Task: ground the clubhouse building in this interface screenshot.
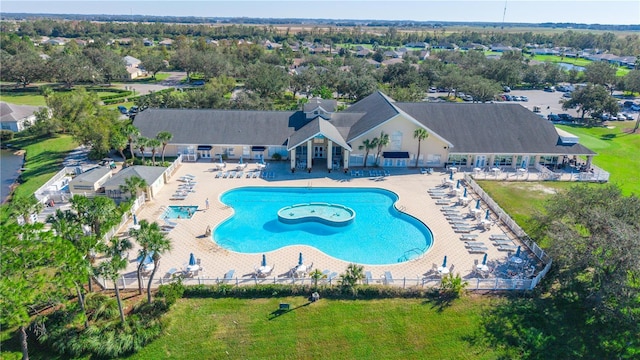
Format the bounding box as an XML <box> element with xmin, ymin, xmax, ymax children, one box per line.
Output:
<box><xmin>134</xmin><ymin>91</ymin><xmax>596</xmax><ymax>172</ymax></box>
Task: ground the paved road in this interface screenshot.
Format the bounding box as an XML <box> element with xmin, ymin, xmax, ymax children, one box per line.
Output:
<box><xmin>114</xmin><ymin>71</ymin><xmax>187</xmax><ymax>95</ymax></box>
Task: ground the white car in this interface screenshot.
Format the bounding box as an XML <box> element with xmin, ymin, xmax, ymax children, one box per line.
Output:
<box><xmin>622</xmin><ymin>113</ymin><xmax>635</xmax><ymax>120</ymax></box>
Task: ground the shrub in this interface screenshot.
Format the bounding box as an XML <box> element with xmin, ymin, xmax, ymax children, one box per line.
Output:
<box><xmin>272</xmin><ymin>153</ymin><xmax>282</xmax><ymax>161</ymax></box>
<box><xmin>1</xmin><ymin>130</ymin><xmax>14</xmax><ymax>142</ymax></box>
<box><xmin>156</xmin><ymin>279</ymin><xmax>185</xmax><ymax>306</ymax></box>
<box><xmin>439</xmin><ymin>273</ymin><xmax>468</xmax><ymax>300</ymax></box>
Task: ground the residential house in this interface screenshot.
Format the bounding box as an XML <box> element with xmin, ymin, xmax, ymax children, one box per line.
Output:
<box><xmin>0</xmin><ymin>102</ymin><xmax>42</xmax><ymax>132</ymax></box>
<box><xmin>381</xmin><ymin>58</ymin><xmax>404</xmax><ymax>66</ymax></box>
<box><xmin>133</xmin><ymin>91</ymin><xmax>596</xmax><ymax>172</ymax></box>
<box><xmin>159</xmin><ymin>38</ymin><xmax>174</xmax><ymax>47</ymax></box>
<box><xmin>405</xmin><ymin>42</ymin><xmax>429</xmax><ymax>48</ymax></box>
<box><xmin>490</xmin><ymin>44</ymin><xmax>521</xmax><ymax>52</ymax></box>
<box><xmin>123</xmin><ymin>55</ymin><xmax>144</xmax><ymax>79</ymax></box>
<box><xmin>431</xmin><ymin>42</ymin><xmax>459</xmax><ymax>50</ymax></box>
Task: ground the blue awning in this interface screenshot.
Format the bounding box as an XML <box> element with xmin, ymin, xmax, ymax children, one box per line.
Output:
<box><xmin>197</xmin><ymin>145</ymin><xmax>212</xmax><ymax>151</ymax></box>
<box><xmin>251</xmin><ymin>146</ymin><xmax>266</xmax><ymax>151</ymax></box>
<box><xmin>383</xmin><ymin>151</ymin><xmax>410</xmax><ymax>159</ymax></box>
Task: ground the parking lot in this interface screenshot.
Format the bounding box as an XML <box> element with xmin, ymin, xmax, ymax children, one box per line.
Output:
<box><xmin>428</xmin><ymin>89</ymin><xmax>638</xmax><ymax>122</ymax></box>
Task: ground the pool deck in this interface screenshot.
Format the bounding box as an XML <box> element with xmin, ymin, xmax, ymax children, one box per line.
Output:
<box><xmin>119</xmin><ymin>161</ymin><xmax>530</xmax><ymax>287</ymax></box>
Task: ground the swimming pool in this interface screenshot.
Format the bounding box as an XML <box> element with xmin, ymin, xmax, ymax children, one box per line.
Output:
<box><xmin>214</xmin><ymin>187</ymin><xmax>433</xmax><ymax>265</ymax></box>
<box><xmin>162</xmin><ymin>205</ymin><xmax>198</xmax><ymax>219</ymax></box>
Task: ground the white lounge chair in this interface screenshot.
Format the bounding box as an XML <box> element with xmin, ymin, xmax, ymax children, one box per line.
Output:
<box><xmin>383</xmin><ymin>271</ymin><xmax>394</xmax><ymax>284</ymax></box>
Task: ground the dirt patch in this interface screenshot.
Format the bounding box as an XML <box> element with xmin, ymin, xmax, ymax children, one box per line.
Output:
<box><xmin>509</xmin><ymin>183</ymin><xmax>558</xmax><ymax>195</ymax></box>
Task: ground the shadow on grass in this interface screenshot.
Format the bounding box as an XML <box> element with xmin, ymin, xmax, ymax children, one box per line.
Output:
<box><xmin>421</xmin><ymin>288</ymin><xmax>458</xmax><ymax>312</ymax></box>
<box><xmin>268</xmin><ymin>302</ymin><xmax>311</xmax><ymax>320</ymax></box>
<box><xmin>600</xmin><ymin>133</ymin><xmax>617</xmax><ymax>140</ymax></box>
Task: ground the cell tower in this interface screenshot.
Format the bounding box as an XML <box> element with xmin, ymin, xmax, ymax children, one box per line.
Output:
<box><xmin>501</xmin><ymin>0</ymin><xmax>507</xmax><ymax>29</ymax></box>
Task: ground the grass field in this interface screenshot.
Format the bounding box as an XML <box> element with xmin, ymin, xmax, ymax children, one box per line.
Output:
<box><xmin>0</xmin><ymin>92</ymin><xmax>46</xmax><ymax>106</ymax></box>
<box><xmin>7</xmin><ymin>134</ymin><xmax>77</xmax><ymax>200</ymax></box>
<box><xmin>126</xmin><ymin>296</ymin><xmax>496</xmax><ymax>360</ymax></box>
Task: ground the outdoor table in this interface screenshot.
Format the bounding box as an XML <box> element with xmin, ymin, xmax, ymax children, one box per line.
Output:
<box><xmin>509</xmin><ymin>256</ymin><xmax>523</xmax><ymax>265</ymax></box>
<box><xmin>476</xmin><ymin>264</ymin><xmax>489</xmax><ymax>272</ymax></box>
<box><xmin>295</xmin><ymin>265</ymin><xmax>307</xmax><ymax>277</ymax></box>
<box><xmin>449</xmin><ymin>167</ymin><xmax>458</xmax><ymax>173</ymax></box>
<box><xmin>438</xmin><ymin>266</ymin><xmax>450</xmax><ymax>275</ymax></box>
<box><xmin>471</xmin><ymin>208</ymin><xmax>483</xmax><ymax>216</ymax></box>
<box><xmin>473</xmin><ymin>167</ymin><xmax>482</xmax><ymax>172</ymax></box>
<box><xmin>491</xmin><ymin>167</ymin><xmax>501</xmax><ymax>175</ymax></box>
<box><xmin>187</xmin><ymin>264</ymin><xmax>200</xmax><ymax>272</ymax></box>
<box><xmin>517</xmin><ymin>168</ymin><xmax>527</xmax><ymax>173</ymax></box>
<box><xmin>458</xmin><ymin>196</ymin><xmax>470</xmax><ymax>205</ymax></box>
<box><xmin>143</xmin><ymin>263</ymin><xmax>155</xmax><ymax>271</ymax></box>
<box><xmin>257</xmin><ymin>265</ymin><xmax>271</xmax><ymax>275</ymax></box>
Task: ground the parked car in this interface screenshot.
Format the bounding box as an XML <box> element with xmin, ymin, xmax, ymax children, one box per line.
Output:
<box><xmin>117</xmin><ymin>105</ymin><xmax>128</xmax><ymax>114</ymax></box>
<box><xmin>617</xmin><ymin>113</ymin><xmax>628</xmax><ymax>121</ymax></box>
<box><xmin>548</xmin><ymin>114</ymin><xmax>561</xmax><ymax>121</ymax></box>
<box><xmin>428</xmin><ymin>87</ymin><xmax>437</xmax><ymax>93</ymax></box>
<box><xmin>558</xmin><ymin>114</ymin><xmax>574</xmax><ymax>121</ymax></box>
<box><xmin>623</xmin><ymin>101</ymin><xmax>635</xmax><ymax>108</ymax></box>
<box><xmin>191</xmin><ymin>80</ymin><xmax>205</xmax><ymax>86</ymax></box>
<box><xmin>601</xmin><ymin>113</ymin><xmax>617</xmax><ymax>121</ymax></box>
<box><xmin>622</xmin><ymin>113</ymin><xmax>635</xmax><ymax>120</ymax></box>
<box><xmin>630</xmin><ymin>104</ymin><xmax>640</xmax><ymax>111</ymax></box>
<box><xmin>128</xmin><ymin>106</ymin><xmax>139</xmax><ymax>115</ymax></box>
<box><xmin>563</xmin><ymin>92</ymin><xmax>573</xmax><ymax>98</ymax></box>
<box><xmin>543</xmin><ymin>86</ymin><xmax>556</xmax><ymax>92</ymax></box>
<box><xmin>504</xmin><ymin>94</ymin><xmax>513</xmax><ymax>101</ymax></box>
<box><xmin>502</xmin><ymin>86</ymin><xmax>511</xmax><ymax>93</ymax></box>
<box><xmin>520</xmin><ymin>95</ymin><xmax>528</xmax><ymax>102</ymax></box>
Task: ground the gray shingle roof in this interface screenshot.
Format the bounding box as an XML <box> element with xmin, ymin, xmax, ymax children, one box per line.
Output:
<box><xmin>71</xmin><ymin>166</ymin><xmax>112</xmax><ymax>184</ymax></box>
<box><xmin>103</xmin><ymin>166</ymin><xmax>166</xmax><ymax>188</ymax></box>
<box><xmin>134</xmin><ymin>109</ymin><xmax>306</xmax><ymax>146</ymax></box>
<box><xmin>0</xmin><ymin>102</ymin><xmax>41</xmax><ymax>122</ymax></box>
<box><xmin>395</xmin><ymin>102</ymin><xmax>596</xmax><ymax>155</ymax></box>
<box><xmin>344</xmin><ymin>91</ymin><xmax>399</xmax><ymax>141</ymax></box>
<box><xmin>287</xmin><ymin>118</ymin><xmax>351</xmax><ymax>151</ymax></box>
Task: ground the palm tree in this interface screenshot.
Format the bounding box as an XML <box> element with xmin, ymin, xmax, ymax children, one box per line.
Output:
<box><xmin>144</xmin><ymin>225</ymin><xmax>172</xmax><ymax>303</ymax></box>
<box><xmin>98</xmin><ymin>236</ymin><xmax>132</xmax><ymax>323</ymax></box>
<box><xmin>110</xmin><ymin>131</ymin><xmax>128</xmax><ymax>163</ymax></box>
<box><xmin>137</xmin><ymin>136</ymin><xmax>149</xmax><ymax>162</ymax></box>
<box><xmin>309</xmin><ymin>268</ymin><xmax>326</xmax><ymax>288</ymax></box>
<box><xmin>10</xmin><ymin>195</ymin><xmax>43</xmax><ymax>224</ymax></box>
<box><xmin>374</xmin><ymin>131</ymin><xmax>390</xmax><ymax>166</ymax></box>
<box><xmin>130</xmin><ymin>220</ymin><xmax>158</xmax><ymax>296</ymax></box>
<box><xmin>339</xmin><ymin>263</ymin><xmax>365</xmax><ymax>296</ymax></box>
<box><xmin>124</xmin><ymin>124</ymin><xmax>140</xmax><ymax>160</ymax></box>
<box><xmin>358</xmin><ymin>138</ymin><xmax>377</xmax><ymax>168</ymax></box>
<box><xmin>156</xmin><ymin>131</ymin><xmax>173</xmax><ymax>163</ymax></box>
<box><xmin>87</xmin><ymin>196</ymin><xmax>119</xmax><ymax>239</ymax></box>
<box><xmin>147</xmin><ymin>138</ymin><xmax>161</xmax><ymax>166</ymax></box>
<box><xmin>120</xmin><ymin>175</ymin><xmax>148</xmax><ymax>201</ymax></box>
<box><xmin>413</xmin><ymin>128</ymin><xmax>429</xmax><ymax>168</ymax></box>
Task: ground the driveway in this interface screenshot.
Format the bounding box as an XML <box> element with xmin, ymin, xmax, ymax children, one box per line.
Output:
<box><xmin>114</xmin><ymin>71</ymin><xmax>187</xmax><ymax>95</ymax></box>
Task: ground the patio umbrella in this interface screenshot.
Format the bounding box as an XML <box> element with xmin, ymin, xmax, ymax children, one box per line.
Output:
<box><xmin>133</xmin><ymin>214</ymin><xmax>137</xmax><ymax>225</ymax></box>
<box><xmin>485</xmin><ymin>210</ymin><xmax>490</xmax><ymax>220</ymax></box>
<box><xmin>239</xmin><ymin>156</ymin><xmax>243</xmax><ymax>164</ymax></box>
<box><xmin>219</xmin><ymin>154</ymin><xmax>224</xmax><ymax>164</ymax></box>
<box><xmin>259</xmin><ymin>154</ymin><xmax>264</xmax><ymax>164</ymax></box>
<box><xmin>189</xmin><ymin>253</ymin><xmax>197</xmax><ymax>266</ymax></box>
<box><xmin>442</xmin><ymin>255</ymin><xmax>447</xmax><ymax>268</ymax></box>
<box><xmin>449</xmin><ymin>171</ymin><xmax>453</xmax><ymax>180</ymax></box>
<box><xmin>515</xmin><ymin>246</ymin><xmax>521</xmax><ymax>258</ymax></box>
<box><xmin>482</xmin><ymin>253</ymin><xmax>488</xmax><ymax>266</ymax></box>
<box><xmin>476</xmin><ymin>199</ymin><xmax>481</xmax><ymax>209</ymax></box>
<box><xmin>456</xmin><ymin>179</ymin><xmax>460</xmax><ymax>188</ymax></box>
<box><xmin>298</xmin><ymin>252</ymin><xmax>304</xmax><ymax>266</ymax></box>
<box><xmin>463</xmin><ymin>188</ymin><xmax>467</xmax><ymax>197</ymax></box>
<box><xmin>138</xmin><ymin>252</ymin><xmax>153</xmax><ymax>264</ymax></box>
<box><xmin>261</xmin><ymin>254</ymin><xmax>267</xmax><ymax>267</ymax></box>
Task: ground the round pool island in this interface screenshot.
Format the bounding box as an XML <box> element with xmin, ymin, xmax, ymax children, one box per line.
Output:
<box><xmin>277</xmin><ymin>203</ymin><xmax>355</xmax><ymax>227</ymax></box>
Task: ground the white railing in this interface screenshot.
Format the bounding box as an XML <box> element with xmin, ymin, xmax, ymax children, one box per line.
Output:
<box><xmin>34</xmin><ymin>166</ymin><xmax>76</xmax><ymax>203</ymax></box>
<box><xmin>98</xmin><ymin>273</ymin><xmax>543</xmax><ymax>291</ymax></box>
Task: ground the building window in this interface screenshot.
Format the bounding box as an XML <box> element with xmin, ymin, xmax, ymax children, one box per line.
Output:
<box><xmin>242</xmin><ymin>146</ymin><xmax>250</xmax><ymax>156</ymax></box>
<box><xmin>296</xmin><ymin>146</ymin><xmax>308</xmax><ymax>157</ymax></box>
<box><xmin>390</xmin><ymin>131</ymin><xmax>402</xmax><ymax>151</ymax></box>
<box><xmin>383</xmin><ymin>158</ymin><xmax>394</xmax><ymax>167</ymax></box>
<box><xmin>493</xmin><ymin>155</ymin><xmax>513</xmax><ymax>166</ymax></box>
<box><xmin>538</xmin><ymin>156</ymin><xmax>558</xmax><ymax>166</ymax></box>
<box><xmin>447</xmin><ymin>154</ymin><xmax>468</xmax><ymax>165</ymax></box>
<box><xmin>426</xmin><ymin>154</ymin><xmax>441</xmax><ymax>166</ymax></box>
<box><xmin>349</xmin><ymin>154</ymin><xmax>364</xmax><ymax>166</ymax></box>
<box><xmin>396</xmin><ymin>159</ymin><xmax>407</xmax><ymax>167</ymax></box>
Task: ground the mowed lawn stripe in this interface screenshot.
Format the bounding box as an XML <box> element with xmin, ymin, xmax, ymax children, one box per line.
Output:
<box><xmin>129</xmin><ymin>297</ymin><xmax>494</xmax><ymax>359</ymax></box>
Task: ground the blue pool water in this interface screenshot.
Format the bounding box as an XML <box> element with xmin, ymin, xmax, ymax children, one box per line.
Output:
<box><xmin>163</xmin><ymin>205</ymin><xmax>198</xmax><ymax>219</ymax></box>
<box><xmin>214</xmin><ymin>187</ymin><xmax>433</xmax><ymax>265</ymax></box>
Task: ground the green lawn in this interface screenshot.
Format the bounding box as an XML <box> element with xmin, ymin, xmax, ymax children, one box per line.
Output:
<box><xmin>8</xmin><ymin>134</ymin><xmax>77</xmax><ymax>200</ymax></box>
<box><xmin>126</xmin><ymin>296</ymin><xmax>495</xmax><ymax>360</ymax></box>
<box><xmin>557</xmin><ymin>123</ymin><xmax>640</xmax><ymax>196</ymax></box>
<box><xmin>0</xmin><ymin>92</ymin><xmax>46</xmax><ymax>106</ymax></box>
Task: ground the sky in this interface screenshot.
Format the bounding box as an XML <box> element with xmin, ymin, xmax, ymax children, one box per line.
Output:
<box><xmin>1</xmin><ymin>1</ymin><xmax>639</xmax><ymax>25</ymax></box>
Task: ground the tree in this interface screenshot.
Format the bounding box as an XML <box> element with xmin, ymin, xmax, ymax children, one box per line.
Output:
<box><xmin>143</xmin><ymin>223</ymin><xmax>172</xmax><ymax>303</ymax></box>
<box><xmin>129</xmin><ymin>220</ymin><xmax>159</xmax><ymax>296</ymax></box>
<box><xmin>584</xmin><ymin>61</ymin><xmax>617</xmax><ymax>94</ymax></box>
<box><xmin>413</xmin><ymin>128</ymin><xmax>429</xmax><ymax>167</ymax></box>
<box><xmin>374</xmin><ymin>131</ymin><xmax>390</xmax><ymax>166</ymax></box>
<box><xmin>137</xmin><ymin>136</ymin><xmax>149</xmax><ymax>161</ymax></box>
<box><xmin>156</xmin><ymin>131</ymin><xmax>173</xmax><ymax>163</ymax></box>
<box><xmin>110</xmin><ymin>130</ymin><xmax>128</xmax><ymax>163</ymax></box>
<box><xmin>0</xmin><ymin>223</ymin><xmax>60</xmax><ymax>360</ymax></box>
<box><xmin>358</xmin><ymin>138</ymin><xmax>377</xmax><ymax>168</ymax></box>
<box><xmin>339</xmin><ymin>263</ymin><xmax>365</xmax><ymax>296</ymax></box>
<box><xmin>561</xmin><ymin>84</ymin><xmax>619</xmax><ymax>122</ymax></box>
<box><xmin>460</xmin><ymin>75</ymin><xmax>502</xmax><ymax>102</ymax></box>
<box><xmin>2</xmin><ymin>49</ymin><xmax>45</xmax><ymax>87</ymax></box>
<box><xmin>98</xmin><ymin>236</ymin><xmax>132</xmax><ymax>323</ymax></box>
<box><xmin>244</xmin><ymin>62</ymin><xmax>289</xmax><ymax>98</ymax></box>
<box><xmin>533</xmin><ymin>185</ymin><xmax>640</xmax><ymax>335</ymax></box>
<box><xmin>147</xmin><ymin>138</ymin><xmax>161</xmax><ymax>165</ymax></box>
<box><xmin>124</xmin><ymin>124</ymin><xmax>140</xmax><ymax>160</ymax></box>
<box><xmin>9</xmin><ymin>194</ymin><xmax>43</xmax><ymax>224</ymax></box>
<box><xmin>119</xmin><ymin>175</ymin><xmax>147</xmax><ymax>201</ymax></box>
<box><xmin>50</xmin><ymin>52</ymin><xmax>93</xmax><ymax>88</ymax></box>
<box><xmin>140</xmin><ymin>53</ymin><xmax>167</xmax><ymax>79</ymax></box>
<box><xmin>86</xmin><ymin>196</ymin><xmax>119</xmax><ymax>239</ymax></box>
<box><xmin>83</xmin><ymin>47</ymin><xmax>127</xmax><ymax>84</ymax></box>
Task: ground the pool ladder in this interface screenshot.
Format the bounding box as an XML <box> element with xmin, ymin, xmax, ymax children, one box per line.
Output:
<box><xmin>307</xmin><ymin>181</ymin><xmax>313</xmax><ymax>189</ymax></box>
<box><xmin>397</xmin><ymin>247</ymin><xmax>425</xmax><ymax>262</ymax></box>
<box><xmin>397</xmin><ymin>205</ymin><xmax>407</xmax><ymax>212</ymax></box>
